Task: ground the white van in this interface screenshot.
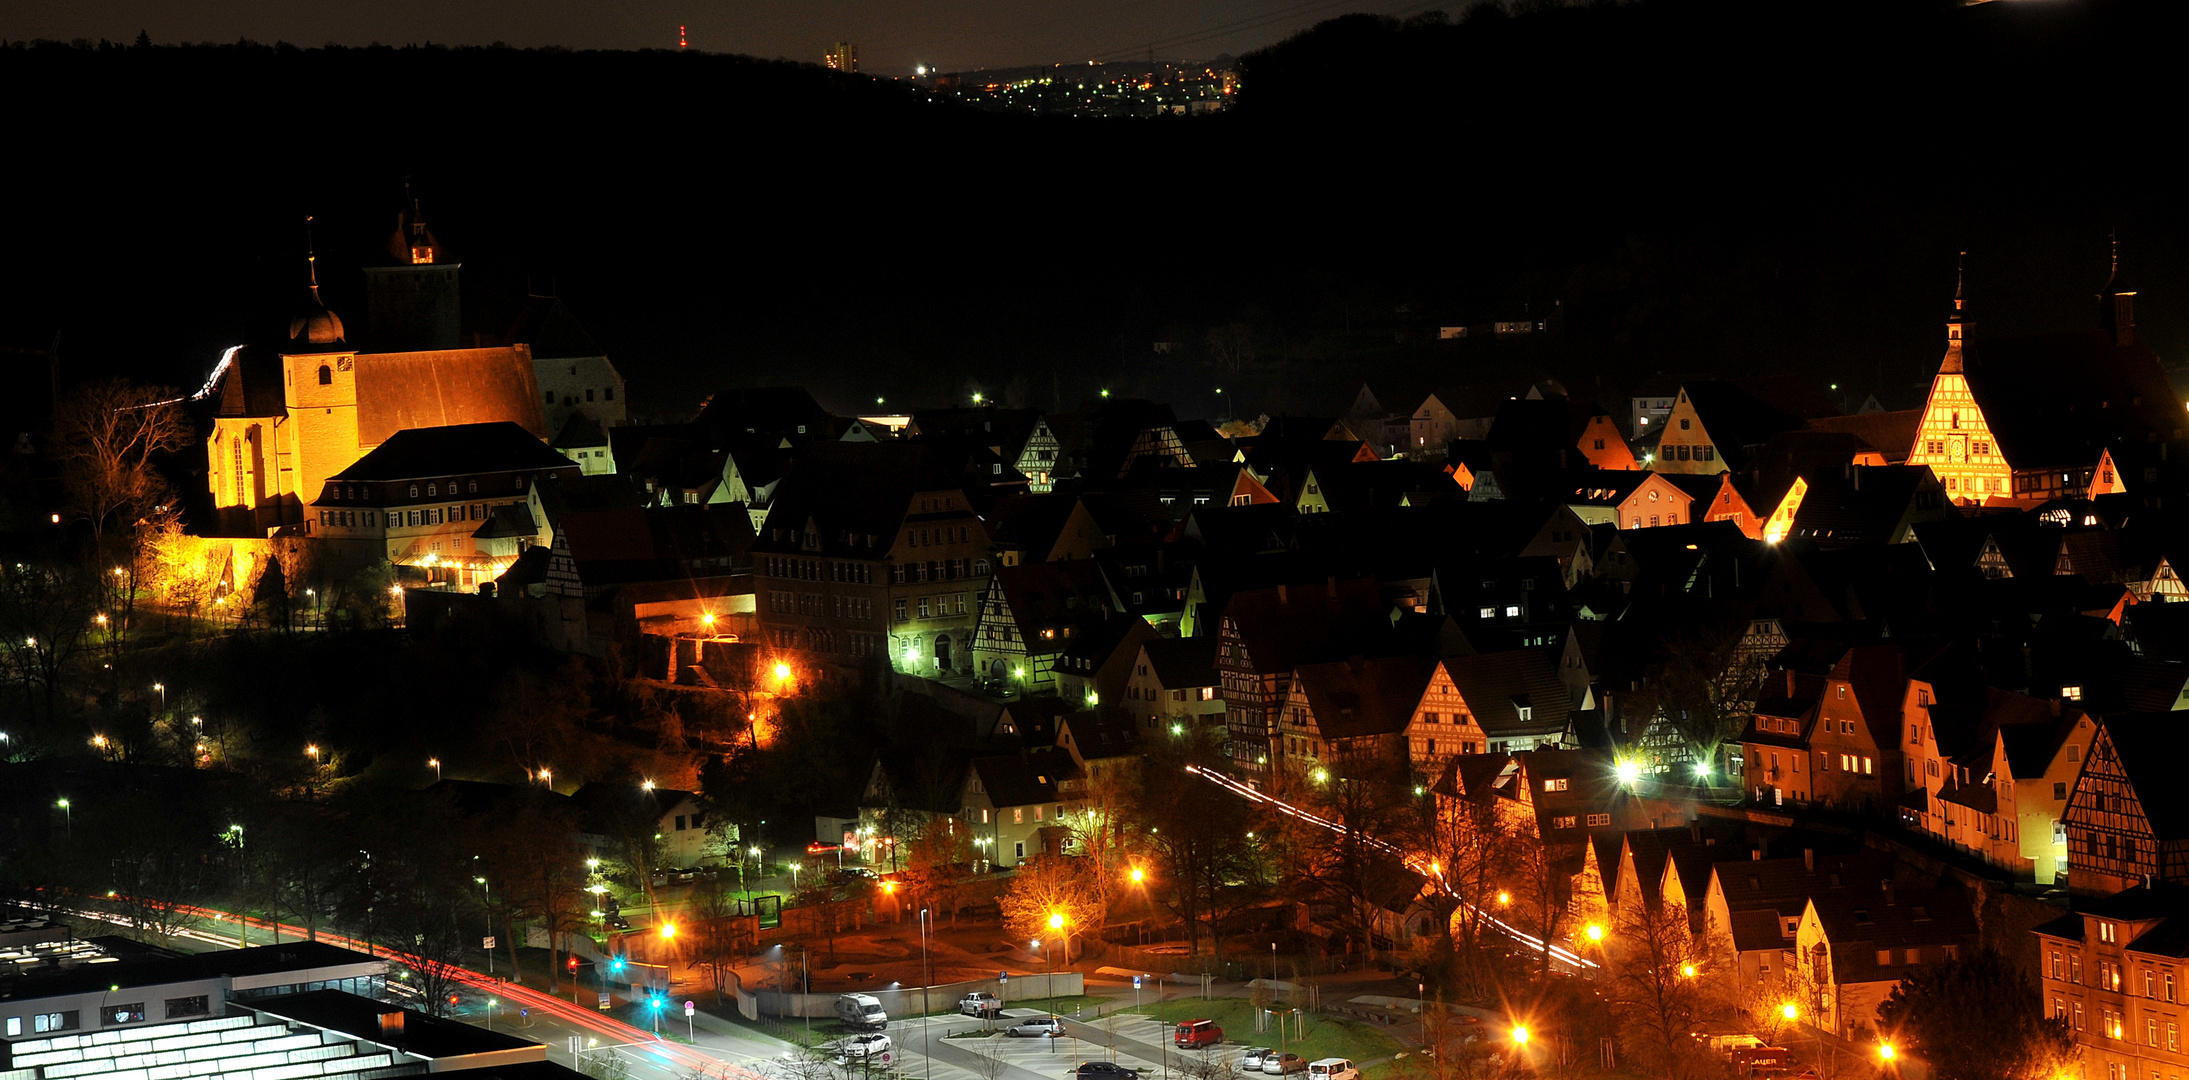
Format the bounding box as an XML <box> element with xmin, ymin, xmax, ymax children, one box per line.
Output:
<box><xmin>835</xmin><ymin>993</ymin><xmax>888</xmax><ymax>1031</ymax></box>
<box><xmin>1308</xmin><ymin>1059</ymin><xmax>1358</xmax><ymax>1080</ymax></box>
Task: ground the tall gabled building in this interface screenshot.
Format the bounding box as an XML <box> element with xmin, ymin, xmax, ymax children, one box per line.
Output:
<box><xmin>1908</xmin><ymin>247</ymin><xmax>2189</xmax><ymax>505</ymax></box>
<box><xmin>2061</xmin><ymin>714</ymin><xmax>2189</xmax><ymax>896</ymax></box>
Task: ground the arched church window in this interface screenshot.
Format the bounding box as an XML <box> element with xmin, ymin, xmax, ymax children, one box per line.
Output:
<box><xmin>318</xmin><ymin>365</ymin><xmax>332</xmax><ymax>385</ymax></box>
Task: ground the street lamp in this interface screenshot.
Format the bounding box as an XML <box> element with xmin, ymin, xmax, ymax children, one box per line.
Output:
<box><xmin>1879</xmin><ymin>1042</ymin><xmax>1896</xmax><ymax>1063</ymax></box>
<box><xmin>226</xmin><ymin>825</ymin><xmax>247</xmax><ymax>946</ymax></box>
<box><xmin>537</xmin><ymin>768</ymin><xmax>553</xmax><ymax>788</ymax></box>
<box><xmin>428</xmin><ymin>757</ymin><xmax>441</xmax><ymax>781</ymax></box>
<box><xmin>306</xmin><ymin>744</ymin><xmax>320</xmax><ymax>763</ymax></box>
<box><xmin>919</xmin><ymin>908</ymin><xmax>933</xmax><ymax>1080</ymax></box>
<box><xmin>153</xmin><ymin>682</ymin><xmax>165</xmax><ymax>708</ymax></box>
<box><xmin>57</xmin><ymin>797</ymin><xmax>70</xmax><ymax>839</ymax></box>
<box><xmin>1048</xmin><ymin>911</ymin><xmax>1067</xmax><ymax>977</ymax></box>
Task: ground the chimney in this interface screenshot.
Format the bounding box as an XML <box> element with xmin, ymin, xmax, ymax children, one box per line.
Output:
<box><xmin>1803</xmin><ymin>848</ymin><xmax>1815</xmax><ymax>872</ymax></box>
<box><xmin>378</xmin><ymin>1010</ymin><xmax>406</xmax><ymax>1039</ymax></box>
<box><xmin>1690</xmin><ymin>819</ymin><xmax>1702</xmax><ymax>843</ymax></box>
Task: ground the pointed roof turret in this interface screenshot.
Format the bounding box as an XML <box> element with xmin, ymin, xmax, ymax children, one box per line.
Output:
<box><xmin>1939</xmin><ymin>252</ymin><xmax>1967</xmax><ymax>375</ymax></box>
<box><xmin>287</xmin><ymin>215</ymin><xmax>347</xmax><ymax>349</ymax></box>
<box><xmin>381</xmin><ymin>177</ymin><xmax>449</xmax><ymax>267</ymax></box>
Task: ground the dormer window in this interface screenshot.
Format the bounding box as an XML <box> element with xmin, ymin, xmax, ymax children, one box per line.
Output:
<box><xmin>408</xmin><ymin>484</ymin><xmax>420</xmax><ymax>498</ymax></box>
<box><xmin>468</xmin><ymin>480</ymin><xmax>478</xmax><ymax>493</ymax></box>
<box><xmin>427</xmin><ymin>483</ymin><xmax>437</xmax><ymax>497</ymax></box>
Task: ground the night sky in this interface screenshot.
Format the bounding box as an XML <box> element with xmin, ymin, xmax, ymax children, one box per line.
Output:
<box><xmin>2</xmin><ymin>0</ymin><xmax>1438</xmax><ymax>73</ymax></box>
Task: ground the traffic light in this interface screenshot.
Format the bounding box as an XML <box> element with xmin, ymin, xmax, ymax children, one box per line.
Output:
<box><xmin>568</xmin><ymin>956</ymin><xmax>580</xmax><ymax>972</ymax></box>
<box><xmin>610</xmin><ymin>956</ymin><xmax>626</xmax><ymax>973</ymax></box>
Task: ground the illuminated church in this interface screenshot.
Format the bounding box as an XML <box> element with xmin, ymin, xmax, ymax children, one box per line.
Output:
<box><xmin>1907</xmin><ymin>247</ymin><xmax>2186</xmax><ymax>506</ymax></box>
<box><xmin>206</xmin><ymin>195</ymin><xmax>550</xmax><ymax>537</ymax></box>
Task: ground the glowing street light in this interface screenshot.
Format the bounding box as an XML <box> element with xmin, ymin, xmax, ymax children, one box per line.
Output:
<box><xmin>428</xmin><ymin>757</ymin><xmax>441</xmax><ymax>781</ymax></box>
<box><xmin>1129</xmin><ymin>866</ymin><xmax>1145</xmax><ymax>883</ymax></box>
<box><xmin>1048</xmin><ymin>912</ymin><xmax>1065</xmax><ymax>929</ymax></box>
<box><xmin>537</xmin><ymin>768</ymin><xmax>553</xmax><ymax>787</ymax></box>
<box><xmin>1615</xmin><ymin>759</ymin><xmax>1642</xmax><ymax>784</ymax></box>
<box><xmin>1781</xmin><ymin>1002</ymin><xmax>1799</xmax><ymax>1022</ymax></box>
<box><xmin>659</xmin><ymin>922</ymin><xmax>677</xmax><ymax>940</ymax></box>
<box><xmin>1681</xmin><ymin>964</ymin><xmax>1697</xmax><ymax>978</ymax></box>
<box><xmin>642</xmin><ymin>780</ymin><xmax>656</xmax><ymax>792</ymax></box>
<box><xmin>57</xmin><ymin>797</ymin><xmax>70</xmax><ymax>838</ymax></box>
<box><xmin>1510</xmin><ymin>1026</ymin><xmax>1529</xmax><ymax>1046</ymax></box>
<box><xmin>1583</xmin><ymin>922</ymin><xmax>1604</xmax><ymax>943</ymax></box>
<box><xmin>306</xmin><ymin>744</ymin><xmax>320</xmax><ymax>762</ymax></box>
<box><xmin>1496</xmin><ymin>890</ymin><xmax>1511</xmax><ymax>905</ymax></box>
<box><xmin>1878</xmin><ymin>1042</ymin><xmax>1896</xmax><ymax>1062</ymax></box>
<box><xmin>774</xmin><ymin>661</ymin><xmax>792</xmax><ymax>680</ymax></box>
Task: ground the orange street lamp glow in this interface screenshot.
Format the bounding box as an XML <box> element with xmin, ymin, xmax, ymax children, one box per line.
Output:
<box><xmin>1496</xmin><ymin>891</ymin><xmax>1511</xmax><ymax>905</ymax></box>
<box><xmin>773</xmin><ymin>662</ymin><xmax>792</xmax><ymax>680</ymax></box>
<box><xmin>1681</xmin><ymin>964</ymin><xmax>1697</xmax><ymax>978</ymax></box>
<box><xmin>1510</xmin><ymin>1026</ymin><xmax>1529</xmax><ymax>1046</ymax></box>
<box><xmin>1584</xmin><ymin>923</ymin><xmax>1604</xmax><ymax>942</ymax></box>
<box><xmin>306</xmin><ymin>744</ymin><xmax>320</xmax><ymax>760</ymax></box>
<box><xmin>882</xmin><ymin>881</ymin><xmax>896</xmax><ymax>894</ymax></box>
<box><xmin>1782</xmin><ymin>1003</ymin><xmax>1799</xmax><ymax>1021</ymax></box>
<box><xmin>1049</xmin><ymin>913</ymin><xmax>1065</xmax><ymax>929</ymax></box>
<box><xmin>1130</xmin><ymin>866</ymin><xmax>1145</xmax><ymax>883</ymax></box>
<box><xmin>660</xmin><ymin>922</ymin><xmax>676</xmax><ymax>939</ymax></box>
<box><xmin>1879</xmin><ymin>1043</ymin><xmax>1896</xmax><ymax>1062</ymax></box>
<box><xmin>701</xmin><ymin>613</ymin><xmax>716</xmax><ymax>627</ymax></box>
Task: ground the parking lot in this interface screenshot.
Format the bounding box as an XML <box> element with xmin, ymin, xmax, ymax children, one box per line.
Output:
<box><xmin>867</xmin><ymin>1008</ymin><xmax>1287</xmax><ymax>1080</ymax></box>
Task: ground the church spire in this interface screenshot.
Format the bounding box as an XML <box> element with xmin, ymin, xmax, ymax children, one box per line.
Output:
<box><xmin>2099</xmin><ymin>228</ymin><xmax>2137</xmax><ymax>346</ymax></box>
<box><xmin>289</xmin><ymin>214</ymin><xmax>346</xmax><ymax>348</ymax></box>
<box><xmin>1940</xmin><ymin>252</ymin><xmax>1967</xmax><ymax>374</ymax></box>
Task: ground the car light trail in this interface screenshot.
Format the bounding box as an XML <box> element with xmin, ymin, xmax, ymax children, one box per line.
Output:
<box><xmin>1183</xmin><ymin>765</ymin><xmax>1596</xmax><ymax>970</ymax></box>
<box><xmin>60</xmin><ymin>898</ymin><xmax>761</xmax><ymax>1080</ymax></box>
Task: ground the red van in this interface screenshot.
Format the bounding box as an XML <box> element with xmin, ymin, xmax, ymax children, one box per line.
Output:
<box><xmin>1175</xmin><ymin>1020</ymin><xmax>1223</xmax><ymax>1048</ymax></box>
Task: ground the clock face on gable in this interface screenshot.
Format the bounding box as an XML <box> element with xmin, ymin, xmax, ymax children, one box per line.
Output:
<box><xmin>1948</xmin><ymin>436</ymin><xmax>1967</xmax><ymax>462</ymax></box>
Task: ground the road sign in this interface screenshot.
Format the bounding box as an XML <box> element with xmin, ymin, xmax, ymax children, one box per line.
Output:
<box><xmin>684</xmin><ymin>1001</ymin><xmax>695</xmax><ymax>1016</ymax></box>
<box><xmin>999</xmin><ymin>971</ymin><xmax>1009</xmax><ymax>982</ymax></box>
<box><xmin>1133</xmin><ymin>975</ymin><xmax>1142</xmax><ymax>989</ymax></box>
<box><xmin>599</xmin><ymin>992</ymin><xmax>611</xmax><ymax>1011</ymax></box>
<box><xmin>484</xmin><ymin>936</ymin><xmax>496</xmax><ymax>949</ymax></box>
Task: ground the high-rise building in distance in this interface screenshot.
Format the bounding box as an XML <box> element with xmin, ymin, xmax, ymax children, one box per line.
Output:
<box><xmin>825</xmin><ymin>42</ymin><xmax>857</xmax><ymax>73</ymax></box>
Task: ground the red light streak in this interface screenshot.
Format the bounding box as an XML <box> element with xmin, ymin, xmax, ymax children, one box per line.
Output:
<box><xmin>1181</xmin><ymin>765</ymin><xmax>1596</xmax><ymax>970</ymax></box>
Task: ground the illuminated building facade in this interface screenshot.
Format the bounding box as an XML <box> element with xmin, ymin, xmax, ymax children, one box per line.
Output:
<box><xmin>825</xmin><ymin>42</ymin><xmax>858</xmax><ymax>72</ymax></box>
<box><xmin>2031</xmin><ymin>887</ymin><xmax>2189</xmax><ymax>1080</ymax></box>
<box><xmin>206</xmin><ymin>198</ymin><xmax>549</xmax><ymax>537</ymax></box>
<box><xmin>1907</xmin><ymin>248</ymin><xmax>2186</xmax><ymax>505</ymax></box>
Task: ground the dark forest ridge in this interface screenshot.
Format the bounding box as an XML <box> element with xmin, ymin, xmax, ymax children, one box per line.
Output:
<box><xmin>2</xmin><ymin>0</ymin><xmax>2184</xmax><ymax>420</ymax></box>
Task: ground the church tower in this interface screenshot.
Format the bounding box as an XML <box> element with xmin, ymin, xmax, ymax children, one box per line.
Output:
<box><xmin>1907</xmin><ymin>254</ymin><xmax>2010</xmax><ymax>505</ymax></box>
<box><xmin>361</xmin><ymin>180</ymin><xmax>462</xmax><ymax>351</ymax></box>
<box><xmin>2098</xmin><ymin>232</ymin><xmax>2137</xmax><ymax>347</ymax></box>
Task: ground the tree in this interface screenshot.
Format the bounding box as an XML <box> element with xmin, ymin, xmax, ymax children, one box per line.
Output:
<box><xmin>52</xmin><ymin>378</ymin><xmax>191</xmax><ymax>572</ymax></box>
<box><xmin>998</xmin><ymin>854</ymin><xmax>1105</xmax><ymax>964</ymax></box>
<box><xmin>477</xmin><ymin>791</ymin><xmax>590</xmax><ymax>993</ymax></box>
<box><xmin>1132</xmin><ymin>722</ymin><xmax>1257</xmax><ymax>965</ymax></box>
<box><xmin>1619</xmin><ymin>621</ymin><xmax>1770</xmax><ymax>769</ymax></box>
<box><xmin>0</xmin><ymin>563</ymin><xmax>101</xmax><ymax>722</ymax></box>
<box><xmin>686</xmin><ymin>873</ymin><xmax>750</xmax><ymax>1005</ymax></box>
<box><xmin>1605</xmin><ymin>900</ymin><xmax>1710</xmax><ymax>1079</ymax></box>
<box><xmin>1276</xmin><ymin>743</ymin><xmax>1414</xmax><ymax>962</ymax></box>
<box><xmin>1409</xmin><ymin>778</ymin><xmax>1526</xmax><ymax>991</ymax></box>
<box><xmin>1875</xmin><ymin>949</ymin><xmax>2080</xmax><ymax>1080</ymax></box>
<box><xmin>901</xmin><ymin>815</ymin><xmax>973</xmax><ymax>925</ymax></box>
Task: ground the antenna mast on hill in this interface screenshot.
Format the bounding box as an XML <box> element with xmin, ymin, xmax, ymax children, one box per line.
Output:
<box><xmin>679</xmin><ymin>25</ymin><xmax>688</xmax><ymax>48</ymax></box>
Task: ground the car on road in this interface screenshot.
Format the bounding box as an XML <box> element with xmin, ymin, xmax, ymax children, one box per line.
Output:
<box><xmin>834</xmin><ymin>1034</ymin><xmax>893</xmax><ymax>1059</ymax></box>
<box><xmin>1007</xmin><ymin>1016</ymin><xmax>1066</xmax><ymax>1037</ymax></box>
<box><xmin>1240</xmin><ymin>1049</ymin><xmax>1274</xmax><ymax>1070</ymax></box>
<box><xmin>1261</xmin><ymin>1054</ymin><xmax>1305</xmax><ymax>1076</ymax></box>
<box><xmin>959</xmin><ymin>992</ymin><xmax>1003</xmax><ymax>1016</ymax></box>
<box><xmin>1074</xmin><ymin>1063</ymin><xmax>1135</xmax><ymax>1079</ymax></box>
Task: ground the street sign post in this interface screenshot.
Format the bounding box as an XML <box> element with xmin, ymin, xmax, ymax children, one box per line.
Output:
<box><xmin>999</xmin><ymin>970</ymin><xmax>1009</xmax><ymax>1009</ymax></box>
<box><xmin>598</xmin><ymin>991</ymin><xmax>611</xmax><ymax>1011</ymax></box>
<box><xmin>685</xmin><ymin>1000</ymin><xmax>695</xmax><ymax>1040</ymax></box>
<box><xmin>484</xmin><ymin>936</ymin><xmax>496</xmax><ymax>950</ymax></box>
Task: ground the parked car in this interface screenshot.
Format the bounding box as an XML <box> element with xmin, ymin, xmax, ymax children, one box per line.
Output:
<box><xmin>1240</xmin><ymin>1049</ymin><xmax>1274</xmax><ymax>1070</ymax></box>
<box><xmin>1074</xmin><ymin>1064</ymin><xmax>1135</xmax><ymax>1079</ymax></box>
<box><xmin>835</xmin><ymin>1034</ymin><xmax>892</xmax><ymax>1059</ymax></box>
<box><xmin>1174</xmin><ymin>1020</ymin><xmax>1222</xmax><ymax>1048</ymax></box>
<box><xmin>1007</xmin><ymin>1016</ymin><xmax>1066</xmax><ymax>1037</ymax></box>
<box><xmin>1306</xmin><ymin>1059</ymin><xmax>1357</xmax><ymax>1080</ymax></box>
<box><xmin>959</xmin><ymin>992</ymin><xmax>1003</xmax><ymax>1017</ymax></box>
<box><xmin>1262</xmin><ymin>1054</ymin><xmax>1305</xmax><ymax>1076</ymax></box>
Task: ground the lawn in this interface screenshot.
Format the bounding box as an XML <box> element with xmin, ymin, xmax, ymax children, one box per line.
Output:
<box><xmin>1120</xmin><ymin>999</ymin><xmax>1405</xmax><ymax>1065</ymax></box>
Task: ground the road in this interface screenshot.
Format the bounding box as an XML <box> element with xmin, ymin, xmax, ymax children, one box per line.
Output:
<box><xmin>62</xmin><ymin>902</ymin><xmax>792</xmax><ymax>1080</ymax></box>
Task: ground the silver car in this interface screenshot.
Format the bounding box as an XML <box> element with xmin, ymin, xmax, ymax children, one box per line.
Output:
<box><xmin>1240</xmin><ymin>1049</ymin><xmax>1274</xmax><ymax>1070</ymax></box>
<box><xmin>1007</xmin><ymin>1016</ymin><xmax>1066</xmax><ymax>1037</ymax></box>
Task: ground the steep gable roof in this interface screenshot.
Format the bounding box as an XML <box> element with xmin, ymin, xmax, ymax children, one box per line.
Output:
<box><xmin>354</xmin><ymin>347</ymin><xmax>548</xmax><ymax>447</ymax></box>
<box><xmin>327</xmin><ymin>421</ymin><xmax>573</xmax><ymax>482</ymax></box>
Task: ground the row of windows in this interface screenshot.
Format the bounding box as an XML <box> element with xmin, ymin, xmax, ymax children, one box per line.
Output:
<box><xmin>908</xmin><ymin>525</ymin><xmax>972</xmax><ymax>547</ymax></box>
<box><xmin>765</xmin><ymin>556</ymin><xmax>876</xmax><ymax>584</ymax></box>
<box><xmin>1413</xmin><ymin>737</ymin><xmax>1480</xmax><ymax>758</ymax></box>
<box><xmin>893</xmin><ymin>595</ymin><xmax>970</xmax><ymax>621</ymax></box>
<box><xmin>892</xmin><ymin>559</ymin><xmax>987</xmax><ymax>583</ymax></box>
<box><xmin>1551</xmin><ymin>814</ymin><xmax>1613</xmax><ymax>829</ymax></box>
<box><xmin>1664</xmin><ymin>443</ymin><xmax>1716</xmax><ymax>462</ymax></box>
<box><xmin>545</xmin><ymin>386</ymin><xmax>614</xmax><ymax>404</ymax></box>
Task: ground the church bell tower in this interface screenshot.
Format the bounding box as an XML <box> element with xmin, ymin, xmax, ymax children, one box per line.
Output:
<box><xmin>361</xmin><ymin>179</ymin><xmax>462</xmax><ymax>351</ymax></box>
